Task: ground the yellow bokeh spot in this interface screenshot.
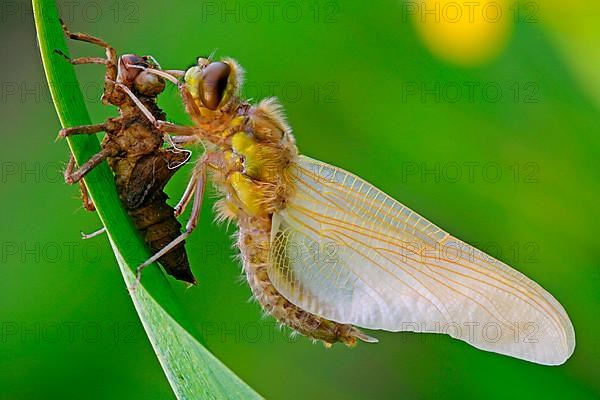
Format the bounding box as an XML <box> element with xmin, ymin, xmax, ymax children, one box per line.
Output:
<box><xmin>410</xmin><ymin>0</ymin><xmax>512</xmax><ymax>66</ymax></box>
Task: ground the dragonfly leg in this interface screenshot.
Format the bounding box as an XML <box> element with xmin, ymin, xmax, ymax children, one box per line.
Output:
<box><xmin>65</xmin><ymin>154</ymin><xmax>96</xmax><ymax>211</ymax></box>
<box><xmin>165</xmin><ymin>69</ymin><xmax>185</xmax><ymax>80</ymax></box>
<box><xmin>131</xmin><ymin>158</ymin><xmax>207</xmax><ymax>291</ymax></box>
<box><xmin>59</xmin><ymin>20</ymin><xmax>118</xmax><ymax>101</ymax></box>
<box><xmin>64</xmin><ymin>148</ymin><xmax>115</xmax><ymax>184</ymax></box>
<box><xmin>58</xmin><ymin>122</ymin><xmax>106</xmax><ymax>140</ymax></box>
<box><xmin>54</xmin><ymin>50</ymin><xmax>108</xmax><ymax>66</ymax></box>
<box><xmin>81</xmin><ymin>227</ymin><xmax>106</xmax><ymax>240</ymax></box>
<box><xmin>79</xmin><ymin>180</ymin><xmax>96</xmax><ymax>211</ymax></box>
<box><xmin>60</xmin><ymin>19</ymin><xmax>115</xmax><ymax>53</ymax></box>
<box><xmin>156</xmin><ymin>121</ymin><xmax>197</xmax><ymax>136</ymax></box>
<box><xmin>174</xmin><ymin>166</ymin><xmax>200</xmax><ymax>217</ymax></box>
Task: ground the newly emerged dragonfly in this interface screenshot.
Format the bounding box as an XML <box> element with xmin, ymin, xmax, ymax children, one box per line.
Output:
<box><xmin>57</xmin><ymin>23</ymin><xmax>195</xmax><ymax>284</ymax></box>
<box><xmin>122</xmin><ymin>56</ymin><xmax>575</xmax><ymax>365</ymax></box>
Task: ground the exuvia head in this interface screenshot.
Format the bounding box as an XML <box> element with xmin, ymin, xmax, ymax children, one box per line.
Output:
<box><xmin>184</xmin><ymin>57</ymin><xmax>243</xmax><ymax>111</ymax></box>
<box><xmin>118</xmin><ymin>54</ymin><xmax>166</xmax><ymax>97</ymax></box>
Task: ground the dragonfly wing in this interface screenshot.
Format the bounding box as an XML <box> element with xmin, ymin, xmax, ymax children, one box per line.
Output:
<box><xmin>268</xmin><ymin>155</ymin><xmax>575</xmax><ymax>365</ymax></box>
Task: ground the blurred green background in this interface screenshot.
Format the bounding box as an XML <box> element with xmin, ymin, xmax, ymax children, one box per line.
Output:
<box><xmin>1</xmin><ymin>0</ymin><xmax>599</xmax><ymax>398</ymax></box>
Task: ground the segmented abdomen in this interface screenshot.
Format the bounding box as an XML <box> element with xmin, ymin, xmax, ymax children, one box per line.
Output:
<box><xmin>237</xmin><ymin>216</ymin><xmax>363</xmax><ymax>346</ymax></box>
<box><xmin>111</xmin><ymin>149</ymin><xmax>195</xmax><ymax>284</ymax></box>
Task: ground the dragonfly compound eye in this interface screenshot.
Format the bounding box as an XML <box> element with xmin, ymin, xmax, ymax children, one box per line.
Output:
<box><xmin>200</xmin><ymin>61</ymin><xmax>231</xmax><ymax>110</ymax></box>
<box><xmin>134</xmin><ymin>71</ymin><xmax>165</xmax><ymax>97</ymax></box>
<box><xmin>118</xmin><ymin>54</ymin><xmax>146</xmax><ymax>85</ymax></box>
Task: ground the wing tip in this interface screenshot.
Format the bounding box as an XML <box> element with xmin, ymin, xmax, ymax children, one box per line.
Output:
<box><xmin>547</xmin><ymin>312</ymin><xmax>576</xmax><ymax>366</ymax></box>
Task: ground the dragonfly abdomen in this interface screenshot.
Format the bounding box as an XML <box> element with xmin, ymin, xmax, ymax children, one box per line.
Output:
<box><xmin>237</xmin><ymin>217</ymin><xmax>364</xmax><ymax>346</ymax></box>
<box><xmin>110</xmin><ymin>142</ymin><xmax>195</xmax><ymax>284</ymax></box>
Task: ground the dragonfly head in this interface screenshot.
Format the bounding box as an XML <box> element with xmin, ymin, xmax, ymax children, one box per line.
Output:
<box><xmin>118</xmin><ymin>54</ymin><xmax>166</xmax><ymax>97</ymax></box>
<box><xmin>184</xmin><ymin>57</ymin><xmax>243</xmax><ymax>111</ymax></box>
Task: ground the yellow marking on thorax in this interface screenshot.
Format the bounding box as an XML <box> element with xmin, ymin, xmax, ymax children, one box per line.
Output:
<box><xmin>231</xmin><ymin>131</ymin><xmax>266</xmax><ymax>179</ymax></box>
<box><xmin>228</xmin><ymin>171</ymin><xmax>265</xmax><ymax>216</ymax></box>
<box><xmin>227</xmin><ymin>132</ymin><xmax>267</xmax><ymax>216</ymax></box>
<box><xmin>226</xmin><ymin>131</ymin><xmax>286</xmax><ymax>216</ymax></box>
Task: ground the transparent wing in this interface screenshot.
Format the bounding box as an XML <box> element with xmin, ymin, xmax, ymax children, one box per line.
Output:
<box><xmin>269</xmin><ymin>155</ymin><xmax>575</xmax><ymax>365</ymax></box>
